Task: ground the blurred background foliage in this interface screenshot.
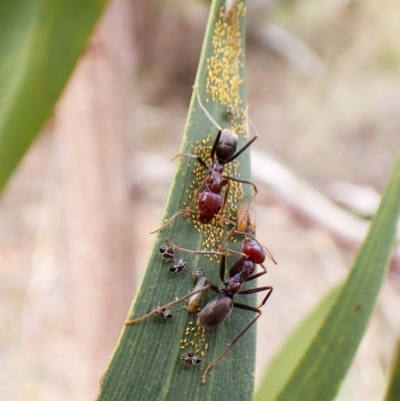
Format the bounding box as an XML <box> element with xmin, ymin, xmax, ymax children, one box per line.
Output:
<box><xmin>1</xmin><ymin>0</ymin><xmax>400</xmax><ymax>400</ymax></box>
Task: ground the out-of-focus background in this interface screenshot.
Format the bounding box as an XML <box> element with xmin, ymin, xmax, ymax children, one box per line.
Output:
<box><xmin>1</xmin><ymin>0</ymin><xmax>400</xmax><ymax>400</ymax></box>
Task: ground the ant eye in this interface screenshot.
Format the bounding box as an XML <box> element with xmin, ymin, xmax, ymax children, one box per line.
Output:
<box><xmin>201</xmin><ymin>199</ymin><xmax>205</xmax><ymax>204</ymax></box>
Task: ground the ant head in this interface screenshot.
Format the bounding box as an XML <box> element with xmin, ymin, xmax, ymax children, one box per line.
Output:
<box><xmin>215</xmin><ymin>129</ymin><xmax>238</xmax><ymax>163</ymax></box>
<box><xmin>242</xmin><ymin>238</ymin><xmax>265</xmax><ymax>264</ymax></box>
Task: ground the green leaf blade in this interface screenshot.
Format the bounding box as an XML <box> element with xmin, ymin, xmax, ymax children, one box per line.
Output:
<box><xmin>0</xmin><ymin>0</ymin><xmax>108</xmax><ymax>192</ymax></box>
<box><xmin>254</xmin><ymin>285</ymin><xmax>342</xmax><ymax>401</ymax></box>
<box><xmin>384</xmin><ymin>340</ymin><xmax>400</xmax><ymax>401</ymax></box>
<box><xmin>272</xmin><ymin>155</ymin><xmax>400</xmax><ymax>401</ymax></box>
<box><xmin>97</xmin><ymin>1</ymin><xmax>259</xmax><ymax>400</ymax></box>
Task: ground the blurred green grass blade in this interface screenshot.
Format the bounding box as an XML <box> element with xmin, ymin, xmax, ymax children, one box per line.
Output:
<box><xmin>384</xmin><ymin>340</ymin><xmax>400</xmax><ymax>401</ymax></box>
<box><xmin>97</xmin><ymin>1</ymin><xmax>258</xmax><ymax>400</ymax></box>
<box><xmin>272</xmin><ymin>154</ymin><xmax>400</xmax><ymax>401</ymax></box>
<box><xmin>0</xmin><ymin>0</ymin><xmax>107</xmax><ymax>192</ymax></box>
<box><xmin>254</xmin><ymin>285</ymin><xmax>342</xmax><ymax>401</ymax></box>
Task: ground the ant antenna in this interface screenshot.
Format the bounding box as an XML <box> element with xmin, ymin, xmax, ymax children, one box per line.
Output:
<box><xmin>192</xmin><ymin>85</ymin><xmax>222</xmax><ymax>131</ymax></box>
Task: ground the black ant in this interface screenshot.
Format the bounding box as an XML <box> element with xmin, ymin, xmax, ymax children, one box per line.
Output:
<box><xmin>125</xmin><ymin>237</ymin><xmax>275</xmax><ymax>383</ymax></box>
<box><xmin>151</xmin><ymin>86</ymin><xmax>258</xmax><ymax>233</ymax></box>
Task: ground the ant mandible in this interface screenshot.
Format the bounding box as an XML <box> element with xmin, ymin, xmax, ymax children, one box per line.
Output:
<box><xmin>151</xmin><ymin>86</ymin><xmax>259</xmax><ymax>233</ymax></box>
<box><xmin>125</xmin><ymin>237</ymin><xmax>275</xmax><ymax>383</ymax></box>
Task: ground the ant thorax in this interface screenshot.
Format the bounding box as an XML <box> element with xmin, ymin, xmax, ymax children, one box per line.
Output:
<box><xmin>208</xmin><ymin>168</ymin><xmax>225</xmax><ymax>193</ymax></box>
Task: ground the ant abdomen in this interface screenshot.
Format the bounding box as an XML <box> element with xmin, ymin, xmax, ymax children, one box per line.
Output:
<box><xmin>216</xmin><ymin>129</ymin><xmax>238</xmax><ymax>162</ymax></box>
<box><xmin>197</xmin><ymin>296</ymin><xmax>233</xmax><ymax>328</ymax></box>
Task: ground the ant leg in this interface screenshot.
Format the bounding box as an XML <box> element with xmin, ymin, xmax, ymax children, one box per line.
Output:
<box><xmin>189</xmin><ymin>175</ymin><xmax>210</xmax><ymax>210</ymax></box>
<box><xmin>222</xmin><ymin>249</ymin><xmax>246</xmax><ymax>258</ymax></box>
<box><xmin>211</xmin><ymin>213</ymin><xmax>237</xmax><ymax>229</ymax></box>
<box><xmin>219</xmin><ymin>253</ymin><xmax>226</xmax><ymax>282</ymax></box>
<box><xmin>226</xmin><ymin>256</ymin><xmax>246</xmax><ymax>277</ymax></box>
<box><xmin>172</xmin><ymin>153</ymin><xmax>208</xmax><ymax>170</ymax></box>
<box><xmin>218</xmin><ymin>180</ymin><xmax>231</xmax><ymax>216</ymax></box>
<box><xmin>165</xmin><ymin>239</ymin><xmax>225</xmax><ymax>258</ymax></box>
<box><xmin>210</xmin><ymin>130</ymin><xmax>223</xmax><ymax>161</ymax></box>
<box><xmin>238</xmin><ymin>286</ymin><xmax>273</xmax><ymax>308</ymax></box>
<box><xmin>218</xmin><ymin>229</ymin><xmax>256</xmax><ymax>252</ymax></box>
<box><xmin>178</xmin><ymin>279</ymin><xmax>220</xmax><ymax>313</ymax></box>
<box><xmin>217</xmin><ymin>227</ymin><xmax>236</xmax><ymax>251</ymax></box>
<box><xmin>171</xmin><ymin>153</ymin><xmax>211</xmax><ymax>209</ymax></box>
<box><xmin>245</xmin><ymin>264</ymin><xmax>267</xmax><ymax>282</ymax></box>
<box><xmin>192</xmin><ymin>85</ymin><xmax>222</xmax><ymax>132</ymax></box>
<box><xmin>223</xmin><ymin>175</ymin><xmax>258</xmax><ymax>195</ymax></box>
<box><xmin>224</xmin><ymin>108</ymin><xmax>259</xmax><ymax>163</ymax></box>
<box><xmin>192</xmin><ymin>85</ymin><xmax>223</xmax><ymax>160</ymax></box>
<box><xmin>151</xmin><ymin>209</ymin><xmax>199</xmax><ymax>234</ymax></box>
<box><xmin>125</xmin><ymin>284</ymin><xmax>212</xmax><ymax>325</ymax></box>
<box><xmin>201</xmin><ymin>286</ymin><xmax>272</xmax><ymax>384</ymax></box>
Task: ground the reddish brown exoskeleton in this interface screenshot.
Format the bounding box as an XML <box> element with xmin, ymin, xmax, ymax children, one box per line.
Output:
<box><xmin>151</xmin><ymin>86</ymin><xmax>258</xmax><ymax>234</ymax></box>
<box><xmin>125</xmin><ymin>238</ymin><xmax>275</xmax><ymax>383</ymax></box>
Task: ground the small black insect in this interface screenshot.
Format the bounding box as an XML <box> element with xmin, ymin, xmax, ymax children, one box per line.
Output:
<box><xmin>181</xmin><ymin>351</ymin><xmax>202</xmax><ymax>366</ymax></box>
<box><xmin>153</xmin><ymin>306</ymin><xmax>174</xmax><ymax>321</ymax></box>
<box><xmin>159</xmin><ymin>245</ymin><xmax>174</xmax><ymax>260</ymax></box>
<box><xmin>169</xmin><ymin>258</ymin><xmax>187</xmax><ymax>274</ymax></box>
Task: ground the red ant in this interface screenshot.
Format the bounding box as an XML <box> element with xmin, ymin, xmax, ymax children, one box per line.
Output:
<box><xmin>151</xmin><ymin>86</ymin><xmax>258</xmax><ymax>233</ymax></box>
<box><xmin>125</xmin><ymin>237</ymin><xmax>275</xmax><ymax>383</ymax></box>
